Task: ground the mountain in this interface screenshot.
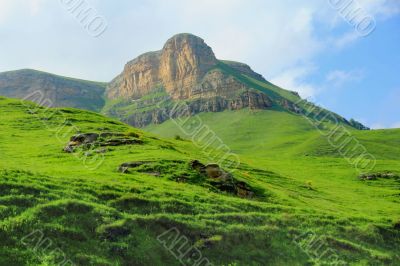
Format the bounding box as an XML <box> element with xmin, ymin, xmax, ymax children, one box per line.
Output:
<box><xmin>104</xmin><ymin>33</ymin><xmax>362</xmax><ymax>128</ymax></box>
<box><xmin>0</xmin><ymin>34</ymin><xmax>368</xmax><ymax>131</ymax></box>
<box><xmin>0</xmin><ymin>69</ymin><xmax>106</xmax><ymax>112</ymax></box>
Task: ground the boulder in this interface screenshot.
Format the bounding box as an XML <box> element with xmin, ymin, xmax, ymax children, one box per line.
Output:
<box><xmin>205</xmin><ymin>164</ymin><xmax>224</xmax><ymax>178</ymax></box>
<box><xmin>236</xmin><ymin>182</ymin><xmax>255</xmax><ymax>198</ymax></box>
<box><xmin>64</xmin><ymin>132</ymin><xmax>142</xmax><ymax>153</ymax></box>
<box><xmin>71</xmin><ymin>133</ymin><xmax>99</xmax><ymax>144</ymax></box>
<box><xmin>118</xmin><ymin>161</ymin><xmax>148</xmax><ymax>173</ymax></box>
<box><xmin>190</xmin><ymin>160</ymin><xmax>206</xmax><ymax>172</ymax></box>
<box><xmin>101</xmin><ymin>138</ymin><xmax>143</xmax><ymax>147</ymax></box>
<box><xmin>359</xmin><ymin>172</ymin><xmax>399</xmax><ymax>180</ymax></box>
<box><xmin>64</xmin><ymin>133</ymin><xmax>99</xmax><ymax>153</ymax></box>
<box><xmin>190</xmin><ymin>160</ymin><xmax>254</xmax><ymax>198</ymax></box>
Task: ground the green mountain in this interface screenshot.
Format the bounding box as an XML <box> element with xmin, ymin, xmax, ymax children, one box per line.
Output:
<box><xmin>0</xmin><ymin>69</ymin><xmax>106</xmax><ymax>112</ymax></box>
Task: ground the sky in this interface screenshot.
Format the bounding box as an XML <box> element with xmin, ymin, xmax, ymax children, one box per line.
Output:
<box><xmin>0</xmin><ymin>0</ymin><xmax>399</xmax><ymax>129</ymax></box>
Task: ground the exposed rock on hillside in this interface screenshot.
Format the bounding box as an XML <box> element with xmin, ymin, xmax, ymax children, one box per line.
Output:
<box><xmin>190</xmin><ymin>160</ymin><xmax>255</xmax><ymax>198</ymax></box>
<box><xmin>359</xmin><ymin>172</ymin><xmax>399</xmax><ymax>180</ymax></box>
<box><xmin>107</xmin><ymin>34</ymin><xmax>219</xmax><ymax>100</ymax></box>
<box><xmin>64</xmin><ymin>132</ymin><xmax>142</xmax><ymax>153</ymax></box>
<box><xmin>105</xmin><ymin>33</ymin><xmax>297</xmax><ymax>127</ymax></box>
<box><xmin>117</xmin><ymin>159</ymin><xmax>255</xmax><ymax>198</ymax></box>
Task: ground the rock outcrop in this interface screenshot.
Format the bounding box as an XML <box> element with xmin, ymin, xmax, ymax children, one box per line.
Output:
<box><xmin>107</xmin><ymin>33</ymin><xmax>219</xmax><ymax>100</ymax></box>
<box><xmin>190</xmin><ymin>160</ymin><xmax>255</xmax><ymax>198</ymax></box>
<box><xmin>105</xmin><ymin>33</ymin><xmax>288</xmax><ymax>127</ymax></box>
<box><xmin>359</xmin><ymin>172</ymin><xmax>399</xmax><ymax>181</ymax></box>
<box><xmin>117</xmin><ymin>159</ymin><xmax>255</xmax><ymax>198</ymax></box>
<box><xmin>64</xmin><ymin>132</ymin><xmax>142</xmax><ymax>153</ymax></box>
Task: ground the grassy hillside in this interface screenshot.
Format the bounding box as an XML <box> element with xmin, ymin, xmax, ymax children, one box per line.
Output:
<box><xmin>1</xmin><ymin>96</ymin><xmax>399</xmax><ymax>265</ymax></box>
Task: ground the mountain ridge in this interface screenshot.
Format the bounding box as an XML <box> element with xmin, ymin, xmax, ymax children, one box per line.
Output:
<box><xmin>0</xmin><ymin>68</ymin><xmax>106</xmax><ymax>112</ymax></box>
<box><xmin>0</xmin><ymin>34</ymin><xmax>369</xmax><ymax>130</ymax></box>
<box><xmin>104</xmin><ymin>33</ymin><xmax>343</xmax><ymax>128</ymax></box>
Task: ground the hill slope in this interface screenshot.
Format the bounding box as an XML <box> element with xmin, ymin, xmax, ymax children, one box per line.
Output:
<box><xmin>0</xmin><ymin>96</ymin><xmax>399</xmax><ymax>265</ymax></box>
<box><xmin>0</xmin><ymin>69</ymin><xmax>106</xmax><ymax>112</ymax></box>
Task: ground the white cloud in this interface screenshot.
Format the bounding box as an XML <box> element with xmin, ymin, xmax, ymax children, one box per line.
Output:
<box><xmin>359</xmin><ymin>0</ymin><xmax>400</xmax><ymax>18</ymax></box>
<box><xmin>371</xmin><ymin>122</ymin><xmax>400</xmax><ymax>130</ymax></box>
<box><xmin>326</xmin><ymin>69</ymin><xmax>364</xmax><ymax>87</ymax></box>
<box><xmin>0</xmin><ymin>0</ymin><xmax>14</xmax><ymax>23</ymax></box>
<box><xmin>391</xmin><ymin>122</ymin><xmax>400</xmax><ymax>129</ymax></box>
<box><xmin>28</xmin><ymin>0</ymin><xmax>44</xmax><ymax>16</ymax></box>
<box><xmin>333</xmin><ymin>31</ymin><xmax>360</xmax><ymax>48</ymax></box>
<box><xmin>0</xmin><ymin>0</ymin><xmax>44</xmax><ymax>23</ymax></box>
<box><xmin>0</xmin><ymin>0</ymin><xmax>399</xmax><ymax>82</ymax></box>
<box><xmin>270</xmin><ymin>66</ymin><xmax>318</xmax><ymax>98</ymax></box>
<box><xmin>370</xmin><ymin>123</ymin><xmax>386</xmax><ymax>129</ymax></box>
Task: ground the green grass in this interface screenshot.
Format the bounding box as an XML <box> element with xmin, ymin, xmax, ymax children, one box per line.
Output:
<box><xmin>1</xmin><ymin>96</ymin><xmax>399</xmax><ymax>265</ymax></box>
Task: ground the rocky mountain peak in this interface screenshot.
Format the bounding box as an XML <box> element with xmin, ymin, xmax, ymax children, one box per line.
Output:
<box><xmin>105</xmin><ymin>33</ymin><xmax>302</xmax><ymax>127</ymax></box>
<box><xmin>107</xmin><ymin>33</ymin><xmax>219</xmax><ymax>100</ymax></box>
<box><xmin>162</xmin><ymin>33</ymin><xmax>216</xmax><ymax>58</ymax></box>
<box><xmin>161</xmin><ymin>33</ymin><xmax>217</xmax><ymax>69</ymax></box>
<box><xmin>159</xmin><ymin>33</ymin><xmax>218</xmax><ymax>99</ymax></box>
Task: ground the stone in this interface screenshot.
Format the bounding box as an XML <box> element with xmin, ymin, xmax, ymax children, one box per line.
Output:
<box><xmin>64</xmin><ymin>132</ymin><xmax>142</xmax><ymax>153</ymax></box>
<box><xmin>205</xmin><ymin>164</ymin><xmax>224</xmax><ymax>178</ymax></box>
<box><xmin>118</xmin><ymin>161</ymin><xmax>148</xmax><ymax>173</ymax></box>
<box><xmin>190</xmin><ymin>160</ymin><xmax>206</xmax><ymax>173</ymax></box>
<box><xmin>236</xmin><ymin>181</ymin><xmax>255</xmax><ymax>198</ymax></box>
<box><xmin>359</xmin><ymin>172</ymin><xmax>399</xmax><ymax>180</ymax></box>
<box><xmin>190</xmin><ymin>160</ymin><xmax>254</xmax><ymax>198</ymax></box>
<box><xmin>71</xmin><ymin>133</ymin><xmax>99</xmax><ymax>144</ymax></box>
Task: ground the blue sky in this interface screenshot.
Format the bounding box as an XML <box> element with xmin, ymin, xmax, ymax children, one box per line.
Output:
<box><xmin>0</xmin><ymin>0</ymin><xmax>399</xmax><ymax>128</ymax></box>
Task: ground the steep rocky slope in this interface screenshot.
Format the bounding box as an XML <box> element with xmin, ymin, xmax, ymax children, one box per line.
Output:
<box><xmin>104</xmin><ymin>33</ymin><xmax>300</xmax><ymax>127</ymax></box>
<box><xmin>0</xmin><ymin>69</ymin><xmax>106</xmax><ymax>111</ymax></box>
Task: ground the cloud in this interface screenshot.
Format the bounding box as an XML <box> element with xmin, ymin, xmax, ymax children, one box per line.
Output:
<box><xmin>0</xmin><ymin>0</ymin><xmax>14</xmax><ymax>23</ymax></box>
<box><xmin>333</xmin><ymin>32</ymin><xmax>360</xmax><ymax>48</ymax></box>
<box><xmin>371</xmin><ymin>122</ymin><xmax>400</xmax><ymax>130</ymax></box>
<box><xmin>391</xmin><ymin>122</ymin><xmax>400</xmax><ymax>129</ymax></box>
<box><xmin>270</xmin><ymin>66</ymin><xmax>318</xmax><ymax>98</ymax></box>
<box><xmin>359</xmin><ymin>0</ymin><xmax>400</xmax><ymax>18</ymax></box>
<box><xmin>28</xmin><ymin>0</ymin><xmax>44</xmax><ymax>16</ymax></box>
<box><xmin>326</xmin><ymin>69</ymin><xmax>364</xmax><ymax>87</ymax></box>
<box><xmin>370</xmin><ymin>123</ymin><xmax>386</xmax><ymax>129</ymax></box>
<box><xmin>0</xmin><ymin>0</ymin><xmax>44</xmax><ymax>23</ymax></box>
<box><xmin>0</xmin><ymin>0</ymin><xmax>399</xmax><ymax>82</ymax></box>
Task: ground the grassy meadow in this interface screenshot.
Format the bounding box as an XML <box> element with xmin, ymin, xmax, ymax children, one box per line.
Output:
<box><xmin>0</xmin><ymin>96</ymin><xmax>399</xmax><ymax>265</ymax></box>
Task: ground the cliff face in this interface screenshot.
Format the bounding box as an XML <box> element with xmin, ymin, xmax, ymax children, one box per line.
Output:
<box><xmin>107</xmin><ymin>34</ymin><xmax>219</xmax><ymax>100</ymax></box>
<box><xmin>0</xmin><ymin>69</ymin><xmax>106</xmax><ymax>112</ymax></box>
<box><xmin>105</xmin><ymin>33</ymin><xmax>298</xmax><ymax>127</ymax></box>
<box><xmin>159</xmin><ymin>34</ymin><xmax>218</xmax><ymax>99</ymax></box>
